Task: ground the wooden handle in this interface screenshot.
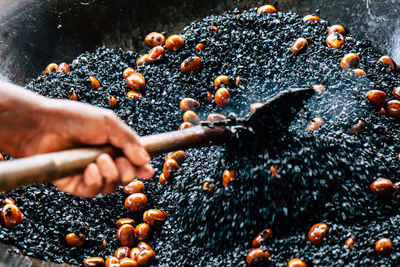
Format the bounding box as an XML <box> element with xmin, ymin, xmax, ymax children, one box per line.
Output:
<box><xmin>0</xmin><ymin>126</ymin><xmax>228</xmax><ymax>192</ymax></box>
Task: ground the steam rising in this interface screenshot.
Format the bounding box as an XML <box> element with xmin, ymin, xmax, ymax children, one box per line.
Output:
<box><xmin>365</xmin><ymin>0</ymin><xmax>400</xmax><ymax>63</ymax></box>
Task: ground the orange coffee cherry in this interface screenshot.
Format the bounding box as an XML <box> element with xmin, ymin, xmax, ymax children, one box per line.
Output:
<box><xmin>366</xmin><ymin>90</ymin><xmax>386</xmax><ymax>106</ymax></box>
<box><xmin>181</xmin><ymin>56</ymin><xmax>202</xmax><ymax>73</ymax></box>
<box><xmin>345</xmin><ymin>237</ymin><xmax>355</xmax><ymax>249</ymax></box>
<box><xmin>222</xmin><ymin>169</ymin><xmax>235</xmax><ymax>187</ymax></box>
<box><xmin>178</xmin><ymin>122</ymin><xmax>194</xmax><ymax>130</ymax></box>
<box><xmin>378</xmin><ymin>56</ymin><xmax>398</xmax><ymax>72</ymax></box>
<box><xmin>392</xmin><ymin>87</ymin><xmax>400</xmax><ymax>99</ymax></box>
<box><xmin>0</xmin><ymin>204</ymin><xmax>23</xmax><ymax>228</ymax></box>
<box><xmin>163</xmin><ymin>158</ymin><xmax>179</xmax><ymax>180</ymax></box>
<box><xmin>120</xmin><ymin>258</ymin><xmax>138</xmax><ymax>267</ymax></box>
<box><xmin>252</xmin><ymin>228</ymin><xmax>273</xmax><ymax>247</ymax></box>
<box><xmin>308</xmin><ymin>223</ymin><xmax>328</xmax><ymax>245</ymax></box>
<box><xmin>270</xmin><ymin>165</ymin><xmax>278</xmax><ymax>176</ymax></box>
<box><xmin>57</xmin><ymin>62</ymin><xmax>71</xmax><ymax>73</ymax></box>
<box><xmin>183</xmin><ymin>110</ymin><xmax>200</xmax><ymax>125</ymax></box>
<box><xmin>378</xmin><ymin>107</ymin><xmax>386</xmax><ymax>115</ymax></box>
<box><xmin>123</xmin><ymin>180</ymin><xmax>145</xmax><ymax>194</ymax></box>
<box><xmin>246</xmin><ymin>248</ymin><xmax>270</xmax><ymax>265</ymax></box>
<box><xmin>45</xmin><ymin>63</ymin><xmax>58</xmax><ymax>73</ymax></box>
<box><xmin>250</xmin><ymin>102</ymin><xmax>264</xmax><ymax>113</ymax></box>
<box><xmin>143</xmin><ymin>209</ymin><xmax>167</xmax><ymax>226</ymax></box>
<box><xmin>116</xmin><ymin>218</ymin><xmax>136</xmax><ymax>228</ymax></box>
<box><xmin>137</xmin><ymin>54</ymin><xmax>150</xmax><ymax>67</ymax></box>
<box><xmin>126</xmin><ymin>73</ymin><xmax>145</xmax><ymax>91</ymax></box>
<box><xmin>116</xmin><ymin>224</ymin><xmax>136</xmax><ymax>247</ymax></box>
<box><xmin>180</xmin><ymin>98</ymin><xmax>200</xmax><ymax>111</ymax></box>
<box><xmin>98</xmin><ymin>239</ymin><xmax>107</xmax><ymax>250</ymax></box>
<box><xmin>65</xmin><ymin>233</ymin><xmax>86</xmax><ymax>248</ymax></box>
<box><xmin>387</xmin><ymin>99</ymin><xmax>400</xmax><ymax>117</ymax></box>
<box><xmin>136</xmin><ymin>249</ymin><xmax>155</xmax><ymax>267</ymax></box>
<box><xmin>135</xmin><ymin>223</ymin><xmax>151</xmax><ymax>241</ymax></box>
<box><xmin>215</xmin><ymin>88</ymin><xmax>231</xmax><ymax>107</ymax></box>
<box><xmin>326</xmin><ymin>32</ymin><xmax>345</xmax><ymax>49</ymax></box>
<box><xmin>291</xmin><ymin>38</ymin><xmax>308</xmax><ymax>55</ymax></box>
<box><xmin>375</xmin><ymin>238</ymin><xmax>392</xmax><ymax>256</ymax></box>
<box><xmin>125</xmin><ymin>193</ymin><xmax>147</xmax><ymax>212</ymax></box>
<box><xmin>202</xmin><ymin>181</ymin><xmax>214</xmax><ymax>193</ymax></box>
<box><xmin>328</xmin><ymin>24</ymin><xmax>346</xmax><ymax>35</ymax></box>
<box><xmin>165</xmin><ymin>150</ymin><xmax>186</xmax><ymax>165</ymax></box>
<box><xmin>302</xmin><ymin>15</ymin><xmax>320</xmax><ymax>23</ymax></box>
<box><xmin>114</xmin><ymin>246</ymin><xmax>131</xmax><ymax>259</ymax></box>
<box><xmin>145</xmin><ymin>32</ymin><xmax>165</xmax><ymax>47</ymax></box>
<box><xmin>205</xmin><ymin>90</ymin><xmax>212</xmax><ymax>103</ymax></box>
<box><xmin>83</xmin><ymin>257</ymin><xmax>105</xmax><ymax>267</ymax></box>
<box><xmin>68</xmin><ymin>91</ymin><xmax>78</xmax><ymax>101</ymax></box>
<box><xmin>235</xmin><ymin>75</ymin><xmax>242</xmax><ymax>86</ymax></box>
<box><xmin>257</xmin><ymin>5</ymin><xmax>277</xmax><ymax>14</ymax></box>
<box><xmin>148</xmin><ymin>45</ymin><xmax>165</xmax><ymax>62</ymax></box>
<box><xmin>353</xmin><ymin>69</ymin><xmax>366</xmax><ymax>76</ymax></box>
<box><xmin>312</xmin><ymin>84</ymin><xmax>325</xmax><ymax>93</ymax></box>
<box><xmin>214</xmin><ymin>75</ymin><xmax>230</xmax><ymax>87</ymax></box>
<box><xmin>138</xmin><ymin>241</ymin><xmax>152</xmax><ymax>252</ymax></box>
<box><xmin>0</xmin><ymin>153</ymin><xmax>4</xmax><ymax>161</ymax></box>
<box><xmin>165</xmin><ymin>34</ymin><xmax>184</xmax><ymax>51</ymax></box>
<box><xmin>123</xmin><ymin>67</ymin><xmax>136</xmax><ymax>79</ymax></box>
<box><xmin>207</xmin><ymin>26</ymin><xmax>218</xmax><ymax>33</ymax></box>
<box><xmin>349</xmin><ymin>120</ymin><xmax>365</xmax><ymax>135</ymax></box>
<box><xmin>105</xmin><ymin>256</ymin><xmax>119</xmax><ymax>267</ymax></box>
<box><xmin>159</xmin><ymin>173</ymin><xmax>167</xmax><ymax>185</ymax></box>
<box><xmin>340</xmin><ymin>53</ymin><xmax>360</xmax><ymax>70</ymax></box>
<box><xmin>108</xmin><ymin>96</ymin><xmax>117</xmax><ymax>108</ymax></box>
<box><xmin>195</xmin><ymin>43</ymin><xmax>205</xmax><ymax>51</ymax></box>
<box><xmin>130</xmin><ymin>247</ymin><xmax>141</xmax><ymax>261</ymax></box>
<box><xmin>89</xmin><ymin>76</ymin><xmax>101</xmax><ymax>89</ymax></box>
<box><xmin>207</xmin><ymin>113</ymin><xmax>227</xmax><ymax>122</ymax></box>
<box><xmin>126</xmin><ymin>90</ymin><xmax>142</xmax><ymax>101</ymax></box>
<box><xmin>370</xmin><ymin>178</ymin><xmax>394</xmax><ymax>196</ymax></box>
<box><xmin>287</xmin><ymin>258</ymin><xmax>307</xmax><ymax>267</ymax></box>
<box><xmin>307</xmin><ymin>117</ymin><xmax>324</xmax><ymax>131</ymax></box>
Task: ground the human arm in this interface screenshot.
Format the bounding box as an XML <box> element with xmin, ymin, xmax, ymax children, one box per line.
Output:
<box><xmin>0</xmin><ymin>80</ymin><xmax>153</xmax><ymax>197</ymax></box>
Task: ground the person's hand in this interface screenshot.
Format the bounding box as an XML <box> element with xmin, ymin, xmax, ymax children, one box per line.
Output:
<box><xmin>0</xmin><ymin>90</ymin><xmax>154</xmax><ymax>198</ymax></box>
<box><xmin>34</xmin><ymin>100</ymin><xmax>154</xmax><ymax>198</ymax></box>
<box><xmin>0</xmin><ymin>81</ymin><xmax>153</xmax><ymax>197</ymax></box>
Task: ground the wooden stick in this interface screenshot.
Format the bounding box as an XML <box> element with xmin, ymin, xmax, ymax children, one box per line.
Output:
<box><xmin>0</xmin><ymin>125</ymin><xmax>228</xmax><ymax>192</ymax></box>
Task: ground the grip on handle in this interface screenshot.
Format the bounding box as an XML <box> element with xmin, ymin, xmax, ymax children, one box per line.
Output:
<box><xmin>0</xmin><ymin>125</ymin><xmax>228</xmax><ymax>192</ymax></box>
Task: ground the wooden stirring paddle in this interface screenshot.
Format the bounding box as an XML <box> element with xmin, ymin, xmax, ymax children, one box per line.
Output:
<box><xmin>0</xmin><ymin>87</ymin><xmax>314</xmax><ymax>192</ymax></box>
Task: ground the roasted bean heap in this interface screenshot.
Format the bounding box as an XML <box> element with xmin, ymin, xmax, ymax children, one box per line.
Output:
<box><xmin>1</xmin><ymin>4</ymin><xmax>400</xmax><ymax>267</ymax></box>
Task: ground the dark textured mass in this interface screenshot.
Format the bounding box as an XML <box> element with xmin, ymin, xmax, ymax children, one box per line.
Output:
<box><xmin>1</xmin><ymin>6</ymin><xmax>400</xmax><ymax>267</ymax></box>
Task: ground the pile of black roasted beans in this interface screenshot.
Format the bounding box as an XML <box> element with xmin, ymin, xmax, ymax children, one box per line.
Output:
<box><xmin>1</xmin><ymin>5</ymin><xmax>400</xmax><ymax>267</ymax></box>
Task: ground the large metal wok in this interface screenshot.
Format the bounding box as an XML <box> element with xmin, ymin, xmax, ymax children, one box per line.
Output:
<box><xmin>0</xmin><ymin>0</ymin><xmax>399</xmax><ymax>266</ymax></box>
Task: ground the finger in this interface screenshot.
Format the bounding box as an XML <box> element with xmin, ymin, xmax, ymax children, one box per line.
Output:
<box><xmin>54</xmin><ymin>175</ymin><xmax>81</xmax><ymax>195</ymax></box>
<box><xmin>75</xmin><ymin>179</ymin><xmax>100</xmax><ymax>198</ymax></box>
<box><xmin>104</xmin><ymin>113</ymin><xmax>150</xmax><ymax>166</ymax></box>
<box><xmin>102</xmin><ymin>180</ymin><xmax>119</xmax><ymax>194</ymax></box>
<box><xmin>134</xmin><ymin>164</ymin><xmax>154</xmax><ymax>180</ymax></box>
<box><xmin>101</xmin><ymin>182</ymin><xmax>120</xmax><ymax>194</ymax></box>
<box><xmin>96</xmin><ymin>153</ymin><xmax>119</xmax><ymax>183</ymax></box>
<box><xmin>123</xmin><ymin>144</ymin><xmax>151</xmax><ymax>167</ymax></box>
<box><xmin>53</xmin><ymin>176</ymin><xmax>74</xmax><ymax>189</ymax></box>
<box><xmin>53</xmin><ymin>175</ymin><xmax>77</xmax><ymax>194</ymax></box>
<box><xmin>83</xmin><ymin>163</ymin><xmax>103</xmax><ymax>191</ymax></box>
<box><xmin>115</xmin><ymin>157</ymin><xmax>136</xmax><ymax>184</ymax></box>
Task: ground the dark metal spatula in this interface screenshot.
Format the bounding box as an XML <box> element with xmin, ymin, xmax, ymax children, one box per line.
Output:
<box><xmin>0</xmin><ymin>87</ymin><xmax>314</xmax><ymax>192</ymax></box>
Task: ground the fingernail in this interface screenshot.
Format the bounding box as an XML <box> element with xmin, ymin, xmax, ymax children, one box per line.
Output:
<box><xmin>138</xmin><ymin>147</ymin><xmax>151</xmax><ymax>162</ymax></box>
